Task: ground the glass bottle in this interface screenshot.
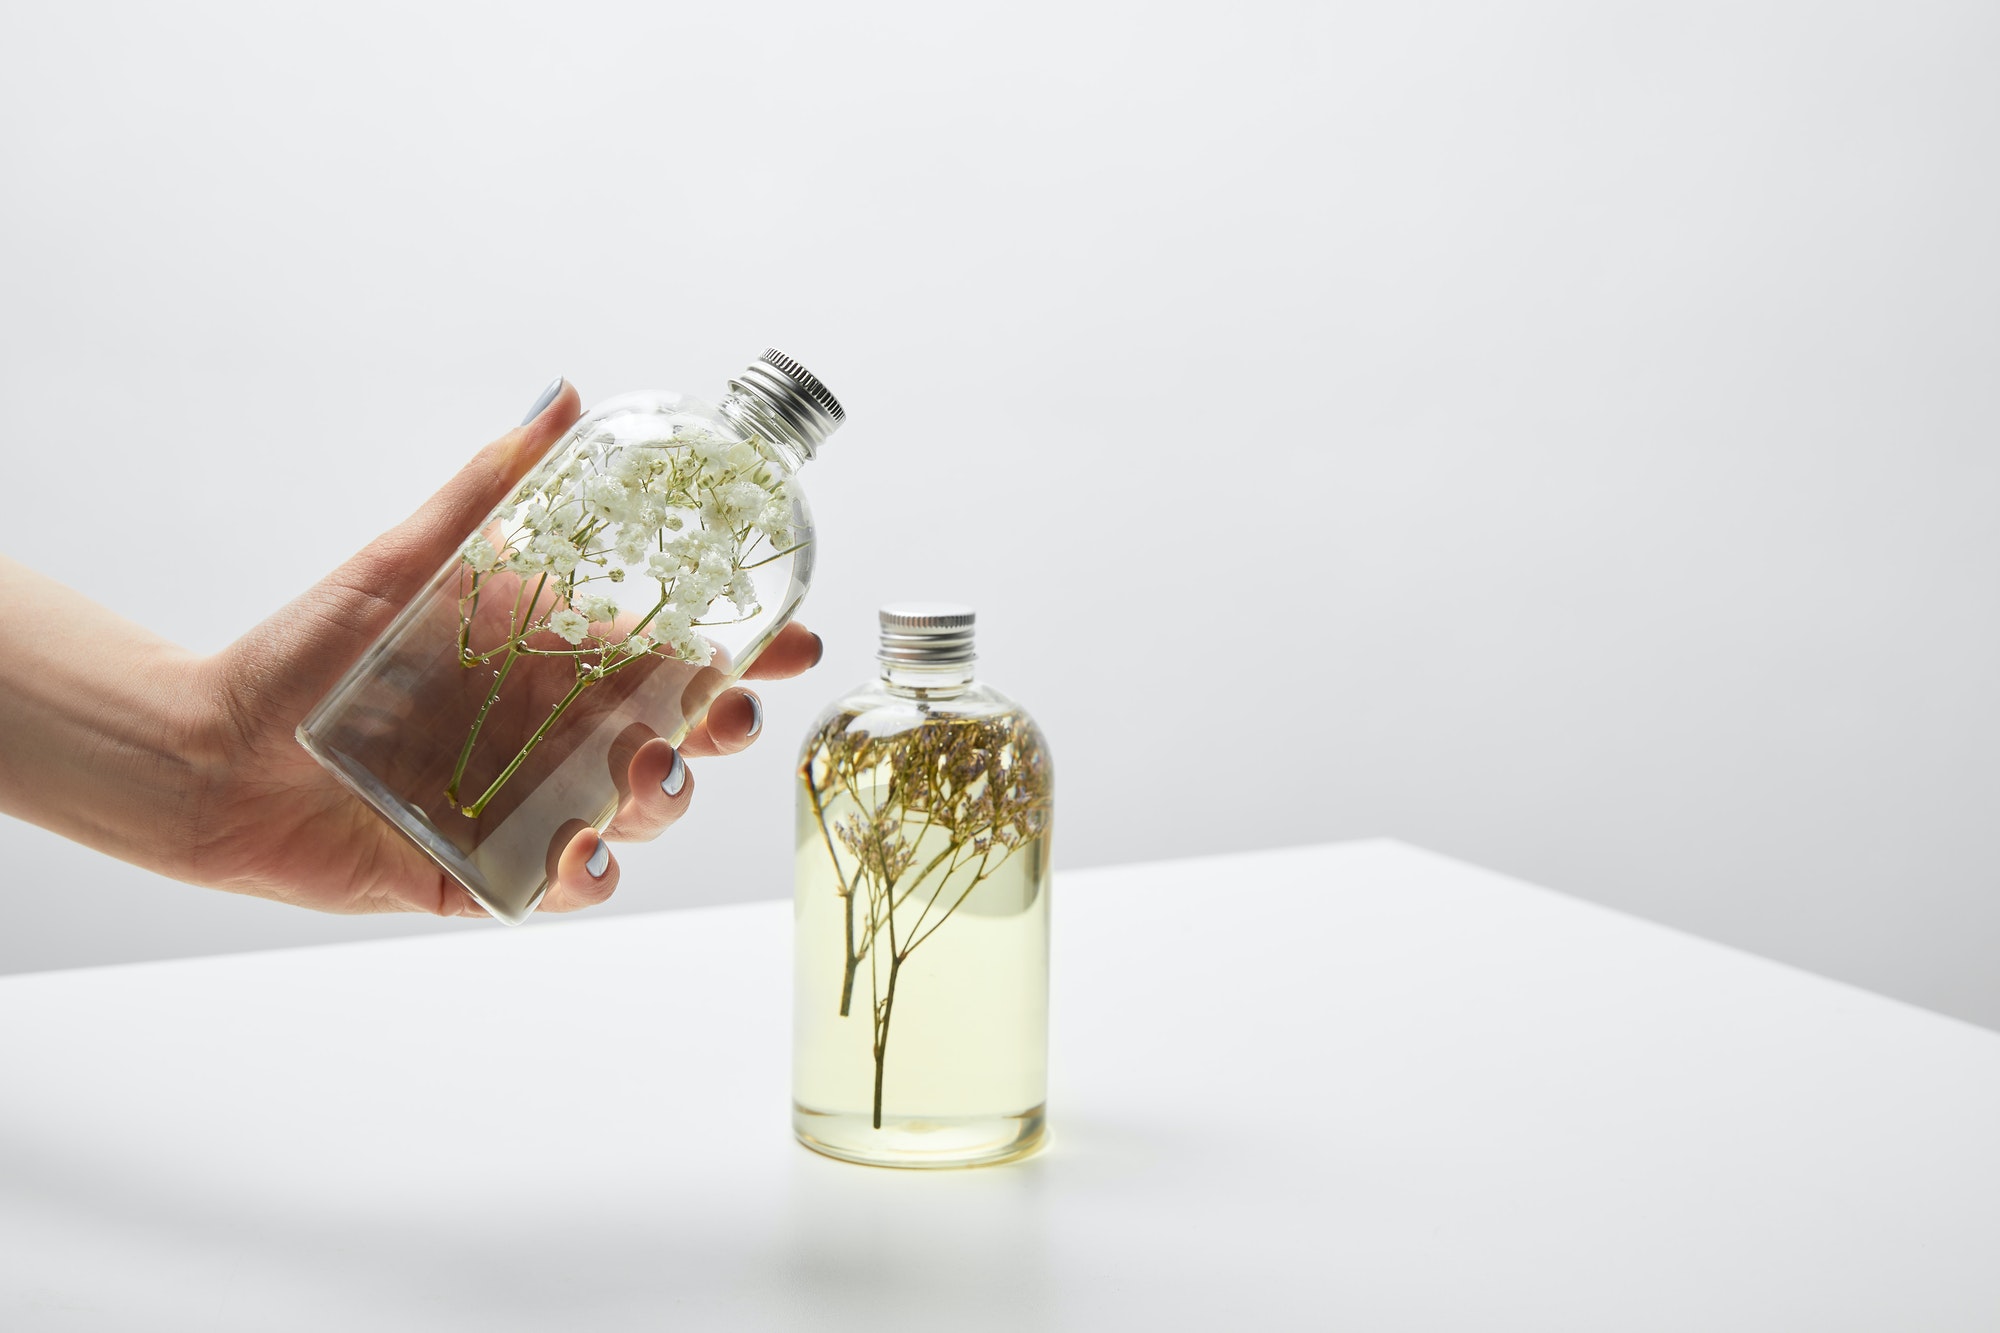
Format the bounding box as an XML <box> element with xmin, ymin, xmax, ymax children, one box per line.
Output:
<box><xmin>298</xmin><ymin>349</ymin><xmax>844</xmax><ymax>924</ymax></box>
<box><xmin>793</xmin><ymin>605</ymin><xmax>1053</xmax><ymax>1168</ymax></box>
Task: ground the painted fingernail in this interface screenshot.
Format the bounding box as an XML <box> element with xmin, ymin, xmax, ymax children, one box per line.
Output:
<box><xmin>661</xmin><ymin>747</ymin><xmax>687</xmax><ymax>797</ymax></box>
<box><xmin>809</xmin><ymin>632</ymin><xmax>825</xmax><ymax>667</ymax></box>
<box><xmin>520</xmin><ymin>375</ymin><xmax>564</xmax><ymax>426</ymax></box>
<box><xmin>585</xmin><ymin>835</ymin><xmax>610</xmax><ymax>878</ymax></box>
<box><xmin>743</xmin><ymin>691</ymin><xmax>763</xmax><ymax>738</ymax></box>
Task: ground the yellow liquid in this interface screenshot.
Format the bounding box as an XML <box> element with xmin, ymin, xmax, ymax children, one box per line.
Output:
<box><xmin>792</xmin><ymin>771</ymin><xmax>1049</xmax><ymax>1168</ymax></box>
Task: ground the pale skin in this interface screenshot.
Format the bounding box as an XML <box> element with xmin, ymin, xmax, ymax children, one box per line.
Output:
<box><xmin>0</xmin><ymin>381</ymin><xmax>822</xmax><ymax>917</ymax></box>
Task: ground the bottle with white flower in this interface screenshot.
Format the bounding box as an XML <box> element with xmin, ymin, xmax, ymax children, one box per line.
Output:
<box><xmin>298</xmin><ymin>349</ymin><xmax>845</xmax><ymax>923</ymax></box>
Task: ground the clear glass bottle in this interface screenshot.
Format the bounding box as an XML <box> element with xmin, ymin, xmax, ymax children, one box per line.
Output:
<box><xmin>298</xmin><ymin>349</ymin><xmax>844</xmax><ymax>924</ymax></box>
<box><xmin>793</xmin><ymin>605</ymin><xmax>1053</xmax><ymax>1168</ymax></box>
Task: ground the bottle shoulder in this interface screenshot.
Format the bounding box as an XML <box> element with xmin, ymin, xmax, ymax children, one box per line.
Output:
<box><xmin>800</xmin><ymin>678</ymin><xmax>1049</xmax><ymax>759</ymax></box>
<box><xmin>568</xmin><ymin>390</ymin><xmax>808</xmax><ymax>486</ymax></box>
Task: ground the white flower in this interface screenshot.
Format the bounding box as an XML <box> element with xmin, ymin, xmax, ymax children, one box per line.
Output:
<box><xmin>697</xmin><ymin>549</ymin><xmax>732</xmax><ymax>584</ymax></box>
<box><xmin>575</xmin><ymin>593</ymin><xmax>619</xmax><ymax>624</ymax></box>
<box><xmin>665</xmin><ymin>624</ymin><xmax>713</xmax><ymax>666</ymax></box>
<box><xmin>691</xmin><ymin>437</ymin><xmax>731</xmax><ymax>476</ymax></box>
<box><xmin>461</xmin><ymin>535</ymin><xmax>498</xmax><ymax>573</ymax></box>
<box><xmin>613</xmin><ymin>527</ymin><xmax>652</xmax><ymax>565</ymax></box>
<box><xmin>726</xmin><ymin>440</ymin><xmax>761</xmax><ymax>471</ymax></box>
<box><xmin>549</xmin><ymin>543</ymin><xmax>581</xmax><ymax>576</ymax></box>
<box><xmin>753</xmin><ymin>499</ymin><xmax>794</xmax><ymax>545</ymax></box>
<box><xmin>648</xmin><ymin>604</ymin><xmax>712</xmax><ymax>660</ymax></box>
<box><xmin>670</xmin><ymin>577</ymin><xmax>719</xmax><ymax>618</ymax></box>
<box><xmin>583</xmin><ymin>475</ymin><xmax>631</xmax><ymax>522</ymax></box>
<box><xmin>727</xmin><ymin>572</ymin><xmax>760</xmax><ymax>615</ymax></box>
<box><xmin>646</xmin><ymin>550</ymin><xmax>683</xmax><ymax>582</ymax></box>
<box><xmin>548</xmin><ymin>609</ymin><xmax>590</xmax><ymax>645</ymax></box>
<box><xmin>624</xmin><ymin>633</ymin><xmax>656</xmax><ymax>656</ymax></box>
<box><xmin>633</xmin><ymin>495</ymin><xmax>669</xmax><ymax>530</ymax></box>
<box><xmin>717</xmin><ymin>480</ymin><xmax>768</xmax><ymax>524</ymax></box>
<box><xmin>609</xmin><ymin>450</ymin><xmax>648</xmax><ymax>485</ymax></box>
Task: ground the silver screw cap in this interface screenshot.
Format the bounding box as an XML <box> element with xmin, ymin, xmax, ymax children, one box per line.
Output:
<box><xmin>879</xmin><ymin>603</ymin><xmax>976</xmax><ymax>667</ymax></box>
<box><xmin>730</xmin><ymin>347</ymin><xmax>845</xmax><ymax>454</ymax></box>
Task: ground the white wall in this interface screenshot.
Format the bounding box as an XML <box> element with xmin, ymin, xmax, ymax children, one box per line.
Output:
<box><xmin>3</xmin><ymin>2</ymin><xmax>1997</xmax><ymax>1026</ymax></box>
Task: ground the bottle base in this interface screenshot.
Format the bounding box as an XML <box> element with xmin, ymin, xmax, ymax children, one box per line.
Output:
<box><xmin>792</xmin><ymin>1103</ymin><xmax>1047</xmax><ymax>1169</ymax></box>
<box><xmin>295</xmin><ymin>725</ymin><xmax>550</xmax><ymax>924</ymax></box>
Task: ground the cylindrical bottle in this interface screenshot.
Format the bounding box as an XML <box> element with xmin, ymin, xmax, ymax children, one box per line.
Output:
<box><xmin>298</xmin><ymin>349</ymin><xmax>845</xmax><ymax>923</ymax></box>
<box><xmin>792</xmin><ymin>605</ymin><xmax>1053</xmax><ymax>1168</ymax></box>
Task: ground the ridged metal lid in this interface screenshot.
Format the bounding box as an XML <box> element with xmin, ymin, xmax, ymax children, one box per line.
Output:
<box><xmin>879</xmin><ymin>603</ymin><xmax>976</xmax><ymax>667</ymax></box>
<box><xmin>729</xmin><ymin>347</ymin><xmax>845</xmax><ymax>454</ymax></box>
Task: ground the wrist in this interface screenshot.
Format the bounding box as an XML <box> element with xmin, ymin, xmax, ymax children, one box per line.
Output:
<box><xmin>0</xmin><ymin>634</ymin><xmax>213</xmax><ymax>882</ymax></box>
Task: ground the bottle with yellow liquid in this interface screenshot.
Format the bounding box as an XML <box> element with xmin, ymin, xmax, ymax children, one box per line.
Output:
<box><xmin>792</xmin><ymin>605</ymin><xmax>1052</xmax><ymax>1167</ymax></box>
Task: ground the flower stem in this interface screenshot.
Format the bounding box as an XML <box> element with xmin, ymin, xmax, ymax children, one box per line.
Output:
<box><xmin>873</xmin><ymin>955</ymin><xmax>902</xmax><ymax>1129</ymax></box>
<box><xmin>446</xmin><ymin>645</ymin><xmax>519</xmax><ymax>806</ymax></box>
<box><xmin>462</xmin><ymin>675</ymin><xmax>591</xmax><ymax>818</ymax></box>
<box><xmin>804</xmin><ymin>771</ymin><xmax>862</xmax><ymax>1017</ymax></box>
<box><xmin>449</xmin><ymin>573</ymin><xmax>550</xmax><ymax>809</ymax></box>
<box><xmin>739</xmin><ymin>538</ymin><xmax>811</xmax><ymax>571</ymax></box>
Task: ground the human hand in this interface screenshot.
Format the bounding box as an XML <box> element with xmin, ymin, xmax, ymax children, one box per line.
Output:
<box><xmin>0</xmin><ymin>380</ymin><xmax>822</xmax><ymax>917</ymax></box>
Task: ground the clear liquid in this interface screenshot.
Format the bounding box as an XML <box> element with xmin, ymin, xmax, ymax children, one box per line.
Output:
<box><xmin>792</xmin><ymin>706</ymin><xmax>1051</xmax><ymax>1168</ymax></box>
<box><xmin>298</xmin><ymin>391</ymin><xmax>812</xmax><ymax>923</ymax></box>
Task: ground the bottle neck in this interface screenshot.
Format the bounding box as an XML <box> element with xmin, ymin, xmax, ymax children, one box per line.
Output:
<box><xmin>718</xmin><ymin>389</ymin><xmax>813</xmax><ymax>472</ymax></box>
<box><xmin>880</xmin><ymin>659</ymin><xmax>976</xmax><ymax>698</ymax></box>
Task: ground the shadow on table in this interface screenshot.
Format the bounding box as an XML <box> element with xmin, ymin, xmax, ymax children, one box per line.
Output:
<box><xmin>0</xmin><ymin>1112</ymin><xmax>1192</xmax><ymax>1329</ymax></box>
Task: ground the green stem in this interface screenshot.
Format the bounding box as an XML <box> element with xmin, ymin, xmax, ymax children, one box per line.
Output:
<box><xmin>739</xmin><ymin>538</ymin><xmax>810</xmax><ymax>571</ymax></box>
<box><xmin>906</xmin><ymin>846</ymin><xmax>1004</xmax><ymax>955</ymax></box>
<box><xmin>851</xmin><ymin>826</ymin><xmax>953</xmax><ymax>972</ymax></box>
<box><xmin>874</xmin><ymin>955</ymin><xmax>902</xmax><ymax>1130</ymax></box>
<box><xmin>447</xmin><ymin>645</ymin><xmax>519</xmax><ymax>806</ymax></box>
<box><xmin>805</xmin><ymin>764</ymin><xmax>862</xmax><ymax>1017</ymax></box>
<box><xmin>458</xmin><ymin>571</ymin><xmax>482</xmax><ymax>662</ymax></box>
<box><xmin>462</xmin><ymin>675</ymin><xmax>591</xmax><ymax>817</ymax></box>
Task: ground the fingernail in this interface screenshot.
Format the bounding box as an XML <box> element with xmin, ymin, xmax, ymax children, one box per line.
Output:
<box><xmin>661</xmin><ymin>747</ymin><xmax>687</xmax><ymax>797</ymax></box>
<box><xmin>743</xmin><ymin>691</ymin><xmax>763</xmax><ymax>738</ymax></box>
<box><xmin>520</xmin><ymin>375</ymin><xmax>564</xmax><ymax>426</ymax></box>
<box><xmin>585</xmin><ymin>835</ymin><xmax>610</xmax><ymax>878</ymax></box>
<box><xmin>809</xmin><ymin>632</ymin><xmax>825</xmax><ymax>667</ymax></box>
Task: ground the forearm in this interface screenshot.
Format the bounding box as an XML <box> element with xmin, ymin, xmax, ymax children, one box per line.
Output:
<box><xmin>0</xmin><ymin>556</ymin><xmax>215</xmax><ymax>877</ymax></box>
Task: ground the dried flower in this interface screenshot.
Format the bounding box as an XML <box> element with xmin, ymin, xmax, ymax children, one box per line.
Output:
<box><xmin>801</xmin><ymin>710</ymin><xmax>1052</xmax><ymax>1127</ymax></box>
<box><xmin>574</xmin><ymin>593</ymin><xmax>619</xmax><ymax>624</ymax></box>
<box><xmin>447</xmin><ymin>417</ymin><xmax>809</xmax><ymax>816</ymax></box>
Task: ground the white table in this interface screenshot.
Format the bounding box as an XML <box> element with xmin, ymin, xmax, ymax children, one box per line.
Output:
<box><xmin>3</xmin><ymin>841</ymin><xmax>1998</xmax><ymax>1331</ymax></box>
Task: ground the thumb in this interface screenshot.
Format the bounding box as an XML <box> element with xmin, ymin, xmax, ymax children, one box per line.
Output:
<box><xmin>342</xmin><ymin>377</ymin><xmax>582</xmax><ymax>617</ymax></box>
<box><xmin>221</xmin><ymin>379</ymin><xmax>583</xmax><ymax>720</ymax></box>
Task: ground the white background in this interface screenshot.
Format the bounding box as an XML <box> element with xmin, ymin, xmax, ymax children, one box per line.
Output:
<box><xmin>1</xmin><ymin>2</ymin><xmax>1996</xmax><ymax>1026</ymax></box>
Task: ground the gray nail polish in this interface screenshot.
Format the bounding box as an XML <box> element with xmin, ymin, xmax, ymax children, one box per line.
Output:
<box><xmin>661</xmin><ymin>748</ymin><xmax>687</xmax><ymax>797</ymax></box>
<box><xmin>520</xmin><ymin>376</ymin><xmax>564</xmax><ymax>426</ymax></box>
<box><xmin>585</xmin><ymin>836</ymin><xmax>610</xmax><ymax>878</ymax></box>
<box><xmin>745</xmin><ymin>693</ymin><xmax>762</xmax><ymax>738</ymax></box>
